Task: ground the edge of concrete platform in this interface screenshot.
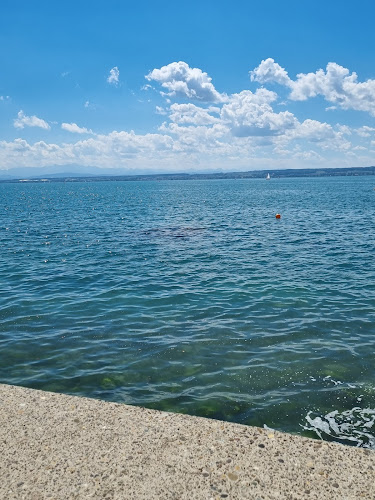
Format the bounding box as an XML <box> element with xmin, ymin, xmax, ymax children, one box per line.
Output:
<box><xmin>0</xmin><ymin>383</ymin><xmax>374</xmax><ymax>500</ymax></box>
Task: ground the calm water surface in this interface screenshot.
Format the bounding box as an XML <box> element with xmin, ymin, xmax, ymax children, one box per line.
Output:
<box><xmin>1</xmin><ymin>176</ymin><xmax>375</xmax><ymax>447</ymax></box>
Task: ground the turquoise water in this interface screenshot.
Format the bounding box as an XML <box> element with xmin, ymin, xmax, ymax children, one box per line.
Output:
<box><xmin>1</xmin><ymin>176</ymin><xmax>375</xmax><ymax>447</ymax></box>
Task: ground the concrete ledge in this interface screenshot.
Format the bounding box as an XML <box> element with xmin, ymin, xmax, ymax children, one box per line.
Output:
<box><xmin>0</xmin><ymin>383</ymin><xmax>374</xmax><ymax>499</ymax></box>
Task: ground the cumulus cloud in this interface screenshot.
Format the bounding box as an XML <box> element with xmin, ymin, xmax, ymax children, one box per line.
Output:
<box><xmin>155</xmin><ymin>106</ymin><xmax>168</xmax><ymax>115</ymax></box>
<box><xmin>61</xmin><ymin>122</ymin><xmax>93</xmax><ymax>134</ymax></box>
<box><xmin>159</xmin><ymin>121</ymin><xmax>228</xmax><ymax>151</ymax></box>
<box><xmin>107</xmin><ymin>66</ymin><xmax>120</xmax><ymax>86</ymax></box>
<box><xmin>5</xmin><ymin>60</ymin><xmax>375</xmax><ymax>172</ymax></box>
<box><xmin>288</xmin><ymin>63</ymin><xmax>373</xmax><ymax>108</ymax></box>
<box><xmin>290</xmin><ymin>119</ymin><xmax>335</xmax><ymax>142</ymax></box>
<box><xmin>0</xmin><ymin>130</ymin><xmax>176</xmax><ymax>170</ymax></box>
<box><xmin>285</xmin><ymin>120</ymin><xmax>351</xmax><ymax>151</ymax></box>
<box><xmin>1</xmin><ymin>117</ymin><xmax>370</xmax><ymax>172</ymax></box>
<box><xmin>169</xmin><ymin>103</ymin><xmax>221</xmax><ymax>125</ymax></box>
<box><xmin>251</xmin><ymin>58</ymin><xmax>375</xmax><ymax>116</ymax></box>
<box><xmin>13</xmin><ymin>110</ymin><xmax>50</xmax><ymax>130</ymax></box>
<box><xmin>98</xmin><ymin>130</ymin><xmax>174</xmax><ymax>155</ymax></box>
<box><xmin>292</xmin><ymin>150</ymin><xmax>325</xmax><ymax>162</ymax></box>
<box><xmin>337</xmin><ymin>125</ymin><xmax>352</xmax><ymax>135</ymax></box>
<box><xmin>356</xmin><ymin>126</ymin><xmax>375</xmax><ymax>137</ymax></box>
<box><xmin>0</xmin><ymin>95</ymin><xmax>10</xmax><ymax>101</ymax></box>
<box><xmin>146</xmin><ymin>61</ymin><xmax>226</xmax><ymax>102</ymax></box>
<box><xmin>250</xmin><ymin>58</ymin><xmax>291</xmax><ymax>86</ymax></box>
<box><xmin>221</xmin><ymin>88</ymin><xmax>297</xmax><ymax>137</ymax></box>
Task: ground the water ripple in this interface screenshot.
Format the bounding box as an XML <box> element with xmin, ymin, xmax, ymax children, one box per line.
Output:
<box><xmin>1</xmin><ymin>177</ymin><xmax>375</xmax><ymax>447</ymax></box>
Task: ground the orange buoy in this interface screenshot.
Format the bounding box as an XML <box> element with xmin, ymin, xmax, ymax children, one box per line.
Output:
<box><xmin>275</xmin><ymin>213</ymin><xmax>281</xmax><ymax>219</ymax></box>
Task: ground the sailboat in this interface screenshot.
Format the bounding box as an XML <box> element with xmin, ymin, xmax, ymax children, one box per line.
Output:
<box><xmin>266</xmin><ymin>173</ymin><xmax>270</xmax><ymax>180</ymax></box>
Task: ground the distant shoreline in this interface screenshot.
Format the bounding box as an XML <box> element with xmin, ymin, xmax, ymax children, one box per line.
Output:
<box><xmin>1</xmin><ymin>165</ymin><xmax>375</xmax><ymax>183</ymax></box>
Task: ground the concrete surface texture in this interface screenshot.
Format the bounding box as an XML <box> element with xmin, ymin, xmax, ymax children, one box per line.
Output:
<box><xmin>0</xmin><ymin>383</ymin><xmax>374</xmax><ymax>499</ymax></box>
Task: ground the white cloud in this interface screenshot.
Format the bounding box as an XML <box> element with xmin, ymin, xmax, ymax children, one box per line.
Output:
<box><xmin>356</xmin><ymin>126</ymin><xmax>375</xmax><ymax>137</ymax></box>
<box><xmin>221</xmin><ymin>88</ymin><xmax>297</xmax><ymax>137</ymax></box>
<box><xmin>5</xmin><ymin>61</ymin><xmax>375</xmax><ymax>172</ymax></box>
<box><xmin>169</xmin><ymin>103</ymin><xmax>221</xmax><ymax>125</ymax></box>
<box><xmin>283</xmin><ymin>120</ymin><xmax>351</xmax><ymax>151</ymax></box>
<box><xmin>155</xmin><ymin>106</ymin><xmax>168</xmax><ymax>115</ymax></box>
<box><xmin>13</xmin><ymin>110</ymin><xmax>50</xmax><ymax>130</ymax></box>
<box><xmin>251</xmin><ymin>58</ymin><xmax>375</xmax><ymax>116</ymax></box>
<box><xmin>250</xmin><ymin>58</ymin><xmax>291</xmax><ymax>86</ymax></box>
<box><xmin>107</xmin><ymin>66</ymin><xmax>120</xmax><ymax>86</ymax></box>
<box><xmin>290</xmin><ymin>119</ymin><xmax>335</xmax><ymax>142</ymax></box>
<box><xmin>0</xmin><ymin>95</ymin><xmax>10</xmax><ymax>101</ymax></box>
<box><xmin>1</xmin><ymin>118</ymin><xmax>370</xmax><ymax>172</ymax></box>
<box><xmin>142</xmin><ymin>84</ymin><xmax>153</xmax><ymax>91</ymax></box>
<box><xmin>146</xmin><ymin>61</ymin><xmax>226</xmax><ymax>102</ymax></box>
<box><xmin>337</xmin><ymin>125</ymin><xmax>352</xmax><ymax>135</ymax></box>
<box><xmin>159</xmin><ymin>121</ymin><xmax>229</xmax><ymax>154</ymax></box>
<box><xmin>61</xmin><ymin>122</ymin><xmax>93</xmax><ymax>134</ymax></box>
<box><xmin>292</xmin><ymin>150</ymin><xmax>325</xmax><ymax>162</ymax></box>
<box><xmin>0</xmin><ymin>131</ymin><xmax>176</xmax><ymax>170</ymax></box>
<box><xmin>289</xmin><ymin>63</ymin><xmax>367</xmax><ymax>106</ymax></box>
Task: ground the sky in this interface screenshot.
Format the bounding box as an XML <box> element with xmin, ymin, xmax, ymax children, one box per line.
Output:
<box><xmin>1</xmin><ymin>0</ymin><xmax>375</xmax><ymax>174</ymax></box>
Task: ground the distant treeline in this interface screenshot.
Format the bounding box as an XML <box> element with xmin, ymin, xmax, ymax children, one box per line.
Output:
<box><xmin>1</xmin><ymin>165</ymin><xmax>375</xmax><ymax>183</ymax></box>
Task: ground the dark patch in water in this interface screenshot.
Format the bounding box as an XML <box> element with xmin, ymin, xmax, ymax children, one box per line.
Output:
<box><xmin>140</xmin><ymin>226</ymin><xmax>206</xmax><ymax>239</ymax></box>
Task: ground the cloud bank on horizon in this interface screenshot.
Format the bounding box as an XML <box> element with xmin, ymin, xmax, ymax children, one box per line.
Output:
<box><xmin>1</xmin><ymin>58</ymin><xmax>375</xmax><ymax>173</ymax></box>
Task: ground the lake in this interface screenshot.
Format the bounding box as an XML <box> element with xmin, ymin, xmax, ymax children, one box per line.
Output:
<box><xmin>1</xmin><ymin>176</ymin><xmax>375</xmax><ymax>448</ymax></box>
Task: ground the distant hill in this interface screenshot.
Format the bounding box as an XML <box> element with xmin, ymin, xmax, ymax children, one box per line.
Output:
<box><xmin>0</xmin><ymin>165</ymin><xmax>374</xmax><ymax>183</ymax></box>
<box><xmin>0</xmin><ymin>165</ymin><xmax>131</xmax><ymax>180</ymax></box>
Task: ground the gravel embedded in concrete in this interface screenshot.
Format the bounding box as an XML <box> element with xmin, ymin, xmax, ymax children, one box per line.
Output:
<box><xmin>0</xmin><ymin>383</ymin><xmax>374</xmax><ymax>499</ymax></box>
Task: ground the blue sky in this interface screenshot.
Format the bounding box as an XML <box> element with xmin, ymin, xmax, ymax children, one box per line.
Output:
<box><xmin>1</xmin><ymin>0</ymin><xmax>375</xmax><ymax>173</ymax></box>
